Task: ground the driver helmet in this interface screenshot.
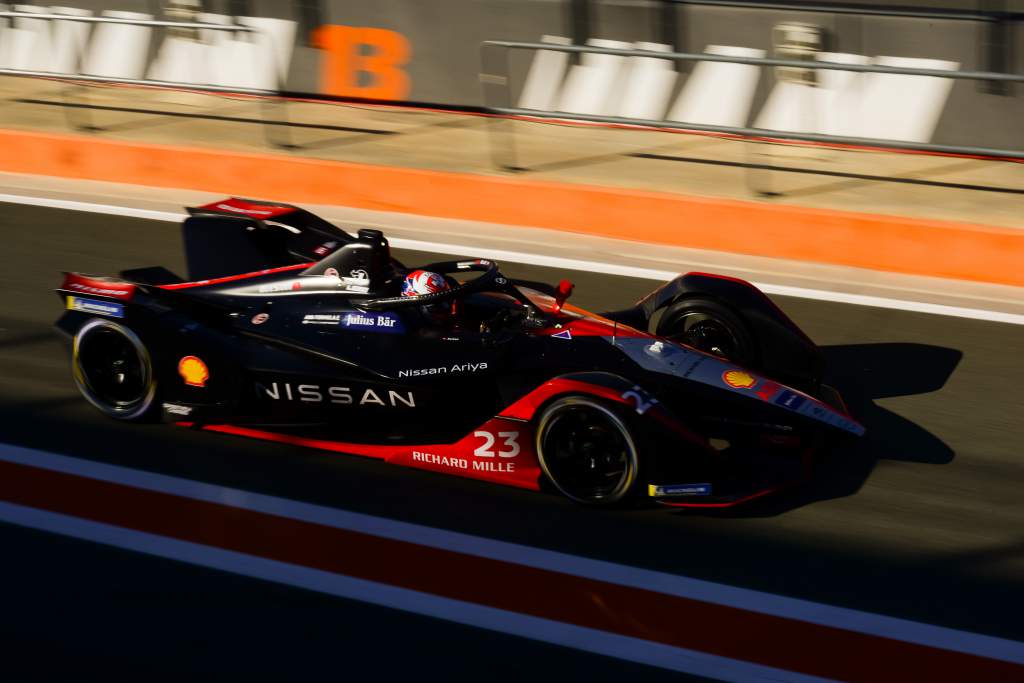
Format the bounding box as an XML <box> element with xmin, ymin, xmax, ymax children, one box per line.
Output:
<box><xmin>402</xmin><ymin>270</ymin><xmax>449</xmax><ymax>298</ymax></box>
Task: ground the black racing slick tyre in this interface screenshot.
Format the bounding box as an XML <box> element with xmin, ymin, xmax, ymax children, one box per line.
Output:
<box><xmin>535</xmin><ymin>396</ymin><xmax>641</xmax><ymax>506</ymax></box>
<box><xmin>72</xmin><ymin>318</ymin><xmax>159</xmax><ymax>421</ymax></box>
<box><xmin>656</xmin><ymin>296</ymin><xmax>758</xmax><ymax>367</ymax></box>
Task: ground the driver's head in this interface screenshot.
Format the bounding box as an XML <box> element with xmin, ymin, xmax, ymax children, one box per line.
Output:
<box><xmin>402</xmin><ymin>270</ymin><xmax>449</xmax><ymax>298</ymax></box>
<box><xmin>402</xmin><ymin>270</ymin><xmax>453</xmax><ymax>322</ymax></box>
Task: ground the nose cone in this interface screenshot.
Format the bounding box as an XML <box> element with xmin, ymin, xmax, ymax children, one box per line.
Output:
<box><xmin>613</xmin><ymin>337</ymin><xmax>864</xmax><ymax>436</ymax></box>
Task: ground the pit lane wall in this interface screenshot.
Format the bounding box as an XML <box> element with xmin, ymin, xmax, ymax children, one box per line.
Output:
<box><xmin>5</xmin><ymin>0</ymin><xmax>1023</xmax><ymax>150</ymax></box>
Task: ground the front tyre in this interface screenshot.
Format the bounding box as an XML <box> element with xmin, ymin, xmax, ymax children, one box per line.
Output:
<box><xmin>535</xmin><ymin>396</ymin><xmax>641</xmax><ymax>506</ymax></box>
<box><xmin>72</xmin><ymin>319</ymin><xmax>158</xmax><ymax>421</ymax></box>
<box><xmin>656</xmin><ymin>296</ymin><xmax>757</xmax><ymax>367</ymax></box>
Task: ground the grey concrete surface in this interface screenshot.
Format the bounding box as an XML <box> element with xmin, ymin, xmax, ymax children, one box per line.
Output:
<box><xmin>1</xmin><ymin>202</ymin><xmax>1022</xmax><ymax>650</ymax></box>
<box><xmin>0</xmin><ymin>77</ymin><xmax>1021</xmax><ymax>230</ymax></box>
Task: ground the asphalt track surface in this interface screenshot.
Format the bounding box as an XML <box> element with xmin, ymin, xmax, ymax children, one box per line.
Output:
<box><xmin>1</xmin><ymin>203</ymin><xmax>1022</xmax><ymax>678</ymax></box>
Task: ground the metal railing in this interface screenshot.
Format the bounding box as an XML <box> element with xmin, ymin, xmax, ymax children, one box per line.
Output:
<box><xmin>664</xmin><ymin>0</ymin><xmax>1023</xmax><ymax>95</ymax></box>
<box><xmin>479</xmin><ymin>39</ymin><xmax>1024</xmax><ymax>183</ymax></box>
<box><xmin>572</xmin><ymin>0</ymin><xmax>1024</xmax><ymax>95</ymax></box>
<box><xmin>0</xmin><ymin>10</ymin><xmax>297</xmax><ymax>148</ymax></box>
<box><xmin>663</xmin><ymin>0</ymin><xmax>1024</xmax><ymax>21</ymax></box>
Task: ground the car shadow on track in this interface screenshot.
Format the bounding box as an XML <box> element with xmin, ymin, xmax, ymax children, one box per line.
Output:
<box><xmin>682</xmin><ymin>342</ymin><xmax>963</xmax><ymax>518</ymax></box>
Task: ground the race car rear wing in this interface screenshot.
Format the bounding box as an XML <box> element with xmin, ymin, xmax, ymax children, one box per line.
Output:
<box><xmin>184</xmin><ymin>198</ymin><xmax>358</xmax><ymax>281</ymax></box>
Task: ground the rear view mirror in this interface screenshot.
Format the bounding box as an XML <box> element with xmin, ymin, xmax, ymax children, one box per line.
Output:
<box><xmin>552</xmin><ymin>279</ymin><xmax>575</xmax><ymax>314</ymax></box>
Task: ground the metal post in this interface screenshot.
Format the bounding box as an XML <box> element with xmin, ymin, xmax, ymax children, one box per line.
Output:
<box><xmin>659</xmin><ymin>0</ymin><xmax>678</xmax><ymax>52</ymax></box>
<box><xmin>261</xmin><ymin>96</ymin><xmax>300</xmax><ymax>150</ymax></box>
<box><xmin>296</xmin><ymin>0</ymin><xmax>322</xmax><ymax>47</ymax></box>
<box><xmin>61</xmin><ymin>8</ymin><xmax>102</xmax><ymax>134</ymax></box>
<box><xmin>980</xmin><ymin>0</ymin><xmax>1010</xmax><ymax>95</ymax></box>
<box><xmin>480</xmin><ymin>42</ymin><xmax>522</xmax><ymax>172</ymax></box>
<box><xmin>569</xmin><ymin>0</ymin><xmax>591</xmax><ymax>61</ymax></box>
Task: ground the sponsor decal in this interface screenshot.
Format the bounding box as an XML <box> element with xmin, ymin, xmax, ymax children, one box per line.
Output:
<box><xmin>682</xmin><ymin>355</ymin><xmax>708</xmax><ymax>379</ymax></box>
<box><xmin>552</xmin><ymin>329</ymin><xmax>572</xmax><ymax>340</ymax></box>
<box><xmin>649</xmin><ymin>483</ymin><xmax>712</xmax><ymax>497</ymax></box>
<box><xmin>162</xmin><ymin>403</ymin><xmax>193</xmax><ymax>417</ymax></box>
<box><xmin>722</xmin><ymin>370</ymin><xmax>757</xmax><ymax>389</ymax></box>
<box><xmin>754</xmin><ymin>380</ymin><xmax>782</xmax><ymax>402</ymax></box>
<box><xmin>324</xmin><ymin>267</ymin><xmax>340</xmax><ymax>278</ymax></box>
<box><xmin>313</xmin><ymin>241</ymin><xmax>338</xmax><ymax>257</ymax></box>
<box><xmin>303</xmin><ymin>313</ymin><xmax>341</xmax><ymax>326</ymax></box>
<box><xmin>261</xmin><ymin>382</ymin><xmax>416</xmax><ymax>408</ymax></box>
<box><xmin>774</xmin><ymin>387</ymin><xmax>806</xmax><ymax>409</ymax></box>
<box><xmin>622</xmin><ymin>386</ymin><xmax>658</xmax><ymax>415</ymax></box>
<box><xmin>251</xmin><ymin>313</ymin><xmax>270</xmax><ymax>325</ymax></box>
<box><xmin>258</xmin><ymin>281</ymin><xmax>299</xmax><ymax>293</ymax></box>
<box><xmin>412</xmin><ymin>451</ymin><xmax>468</xmax><ymax>470</ymax></box>
<box><xmin>341</xmin><ymin>312</ymin><xmax>404</xmax><ymax>333</ymax></box>
<box><xmin>457</xmin><ymin>259</ymin><xmax>491</xmax><ymax>269</ymax></box>
<box><xmin>178</xmin><ymin>356</ymin><xmax>209</xmax><ymax>388</ymax></box>
<box><xmin>66</xmin><ymin>297</ymin><xmax>124</xmax><ymax>319</ymax></box>
<box><xmin>216</xmin><ymin>203</ymin><xmax>274</xmax><ymax>216</ymax></box>
<box><xmin>342</xmin><ymin>269</ymin><xmax>371</xmax><ymax>292</ymax></box>
<box><xmin>471</xmin><ymin>430</ymin><xmax>519</xmax><ymax>472</ymax></box>
<box><xmin>66</xmin><ymin>282</ymin><xmax>134</xmax><ymax>300</ymax></box>
<box><xmin>343</xmin><ymin>281</ymin><xmax>370</xmax><ymax>293</ymax></box>
<box><xmin>398</xmin><ymin>362</ymin><xmax>488</xmax><ymax>378</ymax></box>
<box><xmin>291</xmin><ymin>282</ymin><xmax>302</xmax><ymax>291</ymax></box>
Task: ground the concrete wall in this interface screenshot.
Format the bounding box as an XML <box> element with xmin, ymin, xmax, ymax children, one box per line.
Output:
<box><xmin>2</xmin><ymin>0</ymin><xmax>1021</xmax><ymax>149</ymax></box>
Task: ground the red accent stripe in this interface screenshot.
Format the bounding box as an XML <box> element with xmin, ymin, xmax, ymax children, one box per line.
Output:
<box><xmin>498</xmin><ymin>378</ymin><xmax>630</xmax><ymax>420</ymax></box>
<box><xmin>159</xmin><ymin>263</ymin><xmax>311</xmax><ymax>290</ymax></box>
<box><xmin>61</xmin><ymin>273</ymin><xmax>136</xmax><ymax>300</ymax></box>
<box><xmin>201</xmin><ymin>424</ymin><xmax>398</xmax><ymax>459</ymax></box>
<box><xmin>0</xmin><ymin>458</ymin><xmax>1018</xmax><ymax>681</ymax></box>
<box><xmin>197</xmin><ymin>198</ymin><xmax>298</xmax><ymax>219</ymax></box>
<box><xmin>196</xmin><ymin>423</ymin><xmax>543</xmax><ymax>491</ymax></box>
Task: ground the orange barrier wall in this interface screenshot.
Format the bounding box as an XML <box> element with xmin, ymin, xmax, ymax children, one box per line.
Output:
<box><xmin>1</xmin><ymin>128</ymin><xmax>1021</xmax><ymax>287</ymax></box>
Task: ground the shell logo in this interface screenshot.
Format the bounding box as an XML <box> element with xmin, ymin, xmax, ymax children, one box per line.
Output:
<box><xmin>178</xmin><ymin>356</ymin><xmax>209</xmax><ymax>387</ymax></box>
<box><xmin>722</xmin><ymin>370</ymin><xmax>757</xmax><ymax>389</ymax></box>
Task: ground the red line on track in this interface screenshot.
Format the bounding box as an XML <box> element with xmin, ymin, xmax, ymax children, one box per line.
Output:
<box><xmin>0</xmin><ymin>458</ymin><xmax>1018</xmax><ymax>681</ymax></box>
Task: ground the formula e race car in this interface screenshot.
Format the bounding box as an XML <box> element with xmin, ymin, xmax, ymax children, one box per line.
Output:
<box><xmin>55</xmin><ymin>198</ymin><xmax>863</xmax><ymax>508</ymax></box>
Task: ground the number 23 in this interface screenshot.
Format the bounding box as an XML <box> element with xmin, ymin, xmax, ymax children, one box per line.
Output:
<box><xmin>473</xmin><ymin>431</ymin><xmax>520</xmax><ymax>458</ymax></box>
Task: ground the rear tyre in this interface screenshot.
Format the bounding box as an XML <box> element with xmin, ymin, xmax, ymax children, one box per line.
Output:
<box><xmin>535</xmin><ymin>396</ymin><xmax>641</xmax><ymax>506</ymax></box>
<box><xmin>656</xmin><ymin>296</ymin><xmax>757</xmax><ymax>367</ymax></box>
<box><xmin>72</xmin><ymin>319</ymin><xmax>158</xmax><ymax>421</ymax></box>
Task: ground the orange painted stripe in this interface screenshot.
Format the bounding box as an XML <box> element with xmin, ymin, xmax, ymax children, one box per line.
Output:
<box><xmin>1</xmin><ymin>127</ymin><xmax>1021</xmax><ymax>287</ymax></box>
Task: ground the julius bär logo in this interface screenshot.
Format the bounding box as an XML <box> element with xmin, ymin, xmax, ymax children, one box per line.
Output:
<box><xmin>178</xmin><ymin>356</ymin><xmax>209</xmax><ymax>387</ymax></box>
<box><xmin>722</xmin><ymin>370</ymin><xmax>757</xmax><ymax>389</ymax></box>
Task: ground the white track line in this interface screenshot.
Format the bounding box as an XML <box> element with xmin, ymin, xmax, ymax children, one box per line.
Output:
<box><xmin>4</xmin><ymin>192</ymin><xmax>1023</xmax><ymax>325</ymax></box>
<box><xmin>3</xmin><ymin>443</ymin><xmax>1023</xmax><ymax>669</ymax></box>
<box><xmin>0</xmin><ymin>500</ymin><xmax>831</xmax><ymax>683</ymax></box>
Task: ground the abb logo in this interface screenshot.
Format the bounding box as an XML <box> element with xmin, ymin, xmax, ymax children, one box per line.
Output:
<box><xmin>314</xmin><ymin>25</ymin><xmax>411</xmax><ymax>101</ymax></box>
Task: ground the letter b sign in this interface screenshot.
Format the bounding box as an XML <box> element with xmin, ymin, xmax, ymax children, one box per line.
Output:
<box><xmin>314</xmin><ymin>25</ymin><xmax>411</xmax><ymax>100</ymax></box>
